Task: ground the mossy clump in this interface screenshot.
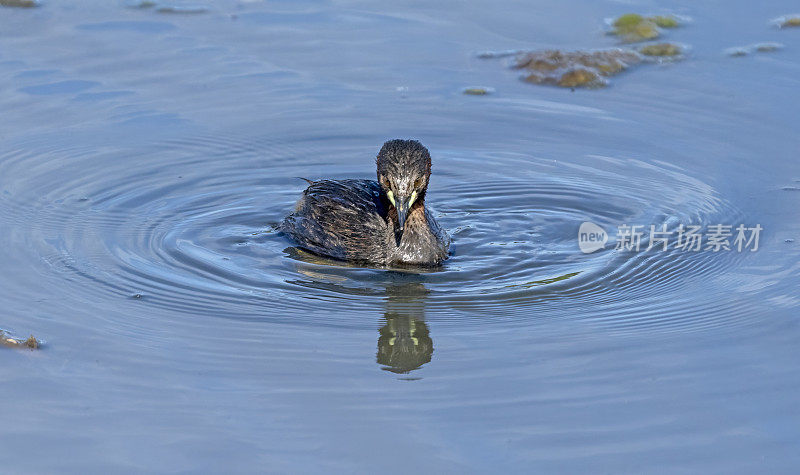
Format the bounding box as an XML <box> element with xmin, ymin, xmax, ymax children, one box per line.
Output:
<box><xmin>556</xmin><ymin>68</ymin><xmax>600</xmax><ymax>88</ymax></box>
<box><xmin>462</xmin><ymin>87</ymin><xmax>493</xmax><ymax>95</ymax></box>
<box><xmin>611</xmin><ymin>14</ymin><xmax>682</xmax><ymax>42</ymax></box>
<box><xmin>515</xmin><ymin>49</ymin><xmax>642</xmax><ymax>88</ymax></box>
<box><xmin>779</xmin><ymin>16</ymin><xmax>800</xmax><ymax>28</ymax></box>
<box><xmin>0</xmin><ymin>0</ymin><xmax>38</xmax><ymax>7</ymax></box>
<box><xmin>639</xmin><ymin>43</ymin><xmax>682</xmax><ymax>57</ymax></box>
<box><xmin>1</xmin><ymin>330</ymin><xmax>40</xmax><ymax>350</ymax></box>
<box><xmin>24</xmin><ymin>335</ymin><xmax>39</xmax><ymax>349</ymax></box>
<box><xmin>650</xmin><ymin>15</ymin><xmax>679</xmax><ymax>28</ymax></box>
<box><xmin>613</xmin><ymin>14</ymin><xmax>646</xmax><ymax>29</ymax></box>
<box><xmin>612</xmin><ymin>14</ymin><xmax>660</xmax><ymax>42</ymax></box>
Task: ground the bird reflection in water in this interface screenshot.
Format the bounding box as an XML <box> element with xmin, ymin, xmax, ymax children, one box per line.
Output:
<box><xmin>283</xmin><ymin>250</ymin><xmax>435</xmax><ymax>375</ymax></box>
<box><xmin>377</xmin><ymin>283</ymin><xmax>433</xmax><ymax>374</ymax></box>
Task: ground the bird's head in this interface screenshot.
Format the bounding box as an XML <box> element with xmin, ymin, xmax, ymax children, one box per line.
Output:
<box><xmin>376</xmin><ymin>139</ymin><xmax>432</xmax><ymax>235</ymax></box>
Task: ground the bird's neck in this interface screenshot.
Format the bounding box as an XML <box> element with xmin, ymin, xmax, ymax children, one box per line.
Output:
<box><xmin>400</xmin><ymin>202</ymin><xmax>430</xmax><ymax>237</ymax></box>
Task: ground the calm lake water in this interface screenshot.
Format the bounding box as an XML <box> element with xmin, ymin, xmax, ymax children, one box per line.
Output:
<box><xmin>1</xmin><ymin>0</ymin><xmax>799</xmax><ymax>472</ymax></box>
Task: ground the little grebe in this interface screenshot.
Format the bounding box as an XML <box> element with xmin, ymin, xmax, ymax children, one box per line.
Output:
<box><xmin>281</xmin><ymin>139</ymin><xmax>450</xmax><ymax>266</ymax></box>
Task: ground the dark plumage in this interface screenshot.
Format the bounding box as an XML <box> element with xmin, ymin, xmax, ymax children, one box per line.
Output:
<box><xmin>281</xmin><ymin>139</ymin><xmax>450</xmax><ymax>266</ymax></box>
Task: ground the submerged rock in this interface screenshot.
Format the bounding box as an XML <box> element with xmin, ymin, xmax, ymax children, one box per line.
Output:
<box><xmin>475</xmin><ymin>49</ymin><xmax>525</xmax><ymax>59</ymax></box>
<box><xmin>514</xmin><ymin>49</ymin><xmax>642</xmax><ymax>88</ymax></box>
<box><xmin>462</xmin><ymin>87</ymin><xmax>494</xmax><ymax>95</ymax></box>
<box><xmin>125</xmin><ymin>0</ymin><xmax>157</xmax><ymax>7</ymax></box>
<box><xmin>125</xmin><ymin>1</ymin><xmax>207</xmax><ymax>12</ymax></box>
<box><xmin>754</xmin><ymin>42</ymin><xmax>783</xmax><ymax>52</ymax></box>
<box><xmin>155</xmin><ymin>4</ymin><xmax>208</xmax><ymax>14</ymax></box>
<box><xmin>639</xmin><ymin>42</ymin><xmax>682</xmax><ymax>57</ymax></box>
<box><xmin>0</xmin><ymin>0</ymin><xmax>38</xmax><ymax>7</ymax></box>
<box><xmin>725</xmin><ymin>42</ymin><xmax>784</xmax><ymax>57</ymax></box>
<box><xmin>725</xmin><ymin>47</ymin><xmax>749</xmax><ymax>57</ymax></box>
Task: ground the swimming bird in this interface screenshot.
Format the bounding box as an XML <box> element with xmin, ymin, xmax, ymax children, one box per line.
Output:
<box><xmin>281</xmin><ymin>139</ymin><xmax>450</xmax><ymax>266</ymax></box>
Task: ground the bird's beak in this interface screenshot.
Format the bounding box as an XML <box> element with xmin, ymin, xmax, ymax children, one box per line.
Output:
<box><xmin>396</xmin><ymin>198</ymin><xmax>409</xmax><ymax>232</ymax></box>
<box><xmin>386</xmin><ymin>190</ymin><xmax>408</xmax><ymax>232</ymax></box>
<box><xmin>387</xmin><ymin>190</ymin><xmax>417</xmax><ymax>237</ymax></box>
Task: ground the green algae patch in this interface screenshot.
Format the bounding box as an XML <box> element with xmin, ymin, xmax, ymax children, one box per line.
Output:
<box><xmin>462</xmin><ymin>87</ymin><xmax>494</xmax><ymax>95</ymax></box>
<box><xmin>774</xmin><ymin>15</ymin><xmax>800</xmax><ymax>28</ymax></box>
<box><xmin>639</xmin><ymin>43</ymin><xmax>682</xmax><ymax>57</ymax></box>
<box><xmin>555</xmin><ymin>68</ymin><xmax>600</xmax><ymax>88</ymax></box>
<box><xmin>1</xmin><ymin>330</ymin><xmax>40</xmax><ymax>350</ymax></box>
<box><xmin>612</xmin><ymin>14</ymin><xmax>660</xmax><ymax>42</ymax></box>
<box><xmin>514</xmin><ymin>49</ymin><xmax>642</xmax><ymax>88</ymax></box>
<box><xmin>650</xmin><ymin>15</ymin><xmax>679</xmax><ymax>28</ymax></box>
<box><xmin>0</xmin><ymin>0</ymin><xmax>39</xmax><ymax>7</ymax></box>
<box><xmin>610</xmin><ymin>14</ymin><xmax>683</xmax><ymax>42</ymax></box>
<box><xmin>613</xmin><ymin>14</ymin><xmax>646</xmax><ymax>29</ymax></box>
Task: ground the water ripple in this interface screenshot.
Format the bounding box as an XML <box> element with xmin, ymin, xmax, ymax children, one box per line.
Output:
<box><xmin>0</xmin><ymin>135</ymin><xmax>758</xmax><ymax>335</ymax></box>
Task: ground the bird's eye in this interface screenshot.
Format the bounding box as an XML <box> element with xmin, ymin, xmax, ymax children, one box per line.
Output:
<box><xmin>414</xmin><ymin>178</ymin><xmax>423</xmax><ymax>189</ymax></box>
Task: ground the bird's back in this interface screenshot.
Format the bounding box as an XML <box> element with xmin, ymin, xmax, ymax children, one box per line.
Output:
<box><xmin>281</xmin><ymin>179</ymin><xmax>392</xmax><ymax>262</ymax></box>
